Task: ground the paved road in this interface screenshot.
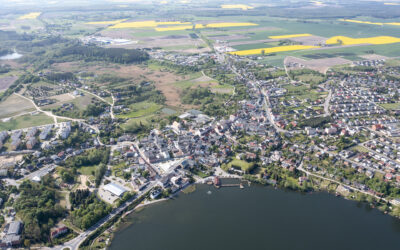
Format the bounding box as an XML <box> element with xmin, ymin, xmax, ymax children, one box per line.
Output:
<box><xmin>324</xmin><ymin>89</ymin><xmax>332</xmax><ymax>117</ymax></box>
<box><xmin>49</xmin><ymin>182</ymin><xmax>157</xmax><ymax>250</ymax></box>
<box><xmin>15</xmin><ymin>93</ymin><xmax>85</xmax><ymax>125</ymax></box>
<box><xmin>314</xmin><ymin>145</ymin><xmax>385</xmax><ymax>175</ymax></box>
<box><xmin>79</xmin><ymin>88</ymin><xmax>116</xmax><ymax>120</ymax></box>
<box><xmin>297</xmin><ymin>161</ymin><xmax>388</xmax><ymax>202</ymax></box>
<box><xmin>20</xmin><ymin>164</ymin><xmax>56</xmax><ymax>182</ymax></box>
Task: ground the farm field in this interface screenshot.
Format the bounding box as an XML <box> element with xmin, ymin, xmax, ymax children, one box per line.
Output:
<box><xmin>0</xmin><ymin>113</ymin><xmax>53</xmax><ymax>132</ymax></box>
<box><xmin>326</xmin><ymin>36</ymin><xmax>400</xmax><ymax>45</ymax></box>
<box><xmin>0</xmin><ymin>94</ymin><xmax>36</xmax><ymax>119</ymax></box>
<box><xmin>18</xmin><ymin>12</ymin><xmax>41</xmax><ymax>20</ymax></box>
<box><xmin>230</xmin><ymin>45</ymin><xmax>320</xmax><ymax>56</ymax></box>
<box><xmin>0</xmin><ymin>76</ymin><xmax>18</xmax><ymax>91</ymax></box>
<box><xmin>41</xmin><ymin>94</ymin><xmax>95</xmax><ymax>114</ymax></box>
<box><xmin>257</xmin><ymin>42</ymin><xmax>400</xmax><ymax>67</ymax></box>
<box><xmin>221</xmin><ymin>4</ymin><xmax>254</xmax><ymax>10</ymax></box>
<box><xmin>339</xmin><ymin>19</ymin><xmax>400</xmax><ymax>26</ymax></box>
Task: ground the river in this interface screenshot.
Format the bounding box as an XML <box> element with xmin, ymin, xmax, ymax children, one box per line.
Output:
<box><xmin>110</xmin><ymin>183</ymin><xmax>400</xmax><ymax>250</ymax></box>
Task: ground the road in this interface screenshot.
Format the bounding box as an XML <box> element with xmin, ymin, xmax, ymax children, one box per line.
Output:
<box><xmin>323</xmin><ymin>89</ymin><xmax>332</xmax><ymax>117</ymax></box>
<box><xmin>283</xmin><ymin>57</ymin><xmax>294</xmax><ymax>82</ymax></box>
<box><xmin>49</xmin><ymin>181</ymin><xmax>158</xmax><ymax>250</ymax></box>
<box><xmin>260</xmin><ymin>89</ymin><xmax>293</xmax><ymax>134</ymax></box>
<box><xmin>14</xmin><ymin>93</ymin><xmax>85</xmax><ymax>125</ymax></box>
<box><xmin>314</xmin><ymin>145</ymin><xmax>385</xmax><ymax>175</ymax></box>
<box><xmin>78</xmin><ymin>88</ymin><xmax>115</xmax><ymax>120</ymax></box>
<box><xmin>20</xmin><ymin>164</ymin><xmax>56</xmax><ymax>182</ymax></box>
<box><xmin>297</xmin><ymin>161</ymin><xmax>388</xmax><ymax>202</ymax></box>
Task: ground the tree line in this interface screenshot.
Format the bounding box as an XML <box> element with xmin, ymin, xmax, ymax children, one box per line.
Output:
<box><xmin>60</xmin><ymin>44</ymin><xmax>149</xmax><ymax>64</ymax></box>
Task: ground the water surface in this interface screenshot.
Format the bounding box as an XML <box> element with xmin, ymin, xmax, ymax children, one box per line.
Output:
<box><xmin>110</xmin><ymin>184</ymin><xmax>400</xmax><ymax>250</ymax></box>
<box><xmin>0</xmin><ymin>52</ymin><xmax>23</xmax><ymax>60</ymax></box>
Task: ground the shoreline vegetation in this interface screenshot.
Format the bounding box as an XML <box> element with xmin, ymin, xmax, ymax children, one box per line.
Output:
<box><xmin>92</xmin><ymin>173</ymin><xmax>399</xmax><ymax>249</ymax></box>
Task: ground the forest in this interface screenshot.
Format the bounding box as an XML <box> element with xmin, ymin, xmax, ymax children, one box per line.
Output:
<box><xmin>14</xmin><ymin>180</ymin><xmax>65</xmax><ymax>243</ymax></box>
<box><xmin>60</xmin><ymin>44</ymin><xmax>149</xmax><ymax>64</ymax></box>
<box><xmin>70</xmin><ymin>192</ymin><xmax>111</xmax><ymax>230</ymax></box>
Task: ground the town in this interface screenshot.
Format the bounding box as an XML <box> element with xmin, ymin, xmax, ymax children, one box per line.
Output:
<box><xmin>0</xmin><ymin>1</ymin><xmax>400</xmax><ymax>249</ymax></box>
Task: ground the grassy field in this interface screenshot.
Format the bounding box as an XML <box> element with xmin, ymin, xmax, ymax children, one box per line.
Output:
<box><xmin>121</xmin><ymin>114</ymin><xmax>155</xmax><ymax>130</ymax></box>
<box><xmin>0</xmin><ymin>113</ymin><xmax>53</xmax><ymax>131</ymax></box>
<box><xmin>0</xmin><ymin>94</ymin><xmax>36</xmax><ymax>119</ymax></box>
<box><xmin>283</xmin><ymin>84</ymin><xmax>323</xmax><ymax>101</ymax></box>
<box><xmin>227</xmin><ymin>158</ymin><xmax>255</xmax><ymax>172</ymax></box>
<box><xmin>295</xmin><ymin>74</ymin><xmax>325</xmax><ymax>84</ymax></box>
<box><xmin>78</xmin><ymin>165</ymin><xmax>98</xmax><ymax>176</ymax></box>
<box><xmin>117</xmin><ymin>102</ymin><xmax>162</xmax><ymax>119</ymax></box>
<box><xmin>379</xmin><ymin>103</ymin><xmax>400</xmax><ymax>110</ymax></box>
<box><xmin>351</xmin><ymin>145</ymin><xmax>370</xmax><ymax>153</ymax></box>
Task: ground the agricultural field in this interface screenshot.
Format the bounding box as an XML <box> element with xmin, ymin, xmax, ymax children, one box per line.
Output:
<box><xmin>18</xmin><ymin>12</ymin><xmax>41</xmax><ymax>20</ymax></box>
<box><xmin>0</xmin><ymin>94</ymin><xmax>35</xmax><ymax>119</ymax></box>
<box><xmin>0</xmin><ymin>76</ymin><xmax>18</xmax><ymax>92</ymax></box>
<box><xmin>285</xmin><ymin>56</ymin><xmax>351</xmax><ymax>74</ymax></box>
<box><xmin>221</xmin><ymin>4</ymin><xmax>254</xmax><ymax>10</ymax></box>
<box><xmin>339</xmin><ymin>19</ymin><xmax>400</xmax><ymax>27</ymax></box>
<box><xmin>230</xmin><ymin>45</ymin><xmax>320</xmax><ymax>56</ymax></box>
<box><xmin>326</xmin><ymin>36</ymin><xmax>400</xmax><ymax>45</ymax></box>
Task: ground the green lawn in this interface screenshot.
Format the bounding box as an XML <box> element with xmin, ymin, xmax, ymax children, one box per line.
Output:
<box><xmin>228</xmin><ymin>158</ymin><xmax>255</xmax><ymax>172</ymax></box>
<box><xmin>379</xmin><ymin>103</ymin><xmax>400</xmax><ymax>110</ymax></box>
<box><xmin>351</xmin><ymin>145</ymin><xmax>370</xmax><ymax>153</ymax></box>
<box><xmin>78</xmin><ymin>165</ymin><xmax>99</xmax><ymax>176</ymax></box>
<box><xmin>0</xmin><ymin>113</ymin><xmax>53</xmax><ymax>132</ymax></box>
<box><xmin>117</xmin><ymin>102</ymin><xmax>162</xmax><ymax>119</ymax></box>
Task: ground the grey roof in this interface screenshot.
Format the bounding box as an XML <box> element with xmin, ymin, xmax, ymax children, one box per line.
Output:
<box><xmin>7</xmin><ymin>221</ymin><xmax>22</xmax><ymax>235</ymax></box>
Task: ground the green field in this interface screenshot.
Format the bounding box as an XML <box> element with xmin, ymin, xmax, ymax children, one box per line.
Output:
<box><xmin>78</xmin><ymin>165</ymin><xmax>99</xmax><ymax>176</ymax></box>
<box><xmin>227</xmin><ymin>158</ymin><xmax>255</xmax><ymax>172</ymax></box>
<box><xmin>0</xmin><ymin>113</ymin><xmax>54</xmax><ymax>131</ymax></box>
<box><xmin>116</xmin><ymin>102</ymin><xmax>162</xmax><ymax>119</ymax></box>
<box><xmin>379</xmin><ymin>103</ymin><xmax>400</xmax><ymax>110</ymax></box>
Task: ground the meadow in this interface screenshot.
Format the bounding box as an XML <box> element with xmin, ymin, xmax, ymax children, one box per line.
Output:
<box><xmin>0</xmin><ymin>113</ymin><xmax>53</xmax><ymax>131</ymax></box>
<box><xmin>116</xmin><ymin>102</ymin><xmax>162</xmax><ymax>119</ymax></box>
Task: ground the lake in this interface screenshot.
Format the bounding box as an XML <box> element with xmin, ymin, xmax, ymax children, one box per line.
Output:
<box><xmin>0</xmin><ymin>52</ymin><xmax>23</xmax><ymax>60</ymax></box>
<box><xmin>110</xmin><ymin>183</ymin><xmax>400</xmax><ymax>250</ymax></box>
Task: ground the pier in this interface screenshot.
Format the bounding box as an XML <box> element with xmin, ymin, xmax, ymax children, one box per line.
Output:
<box><xmin>213</xmin><ymin>177</ymin><xmax>245</xmax><ymax>189</ymax></box>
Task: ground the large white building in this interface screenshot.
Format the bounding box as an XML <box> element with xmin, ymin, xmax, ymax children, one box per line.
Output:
<box><xmin>103</xmin><ymin>183</ymin><xmax>127</xmax><ymax>197</ymax></box>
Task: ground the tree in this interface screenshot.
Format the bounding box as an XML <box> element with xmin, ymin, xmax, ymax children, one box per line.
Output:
<box><xmin>24</xmin><ymin>239</ymin><xmax>31</xmax><ymax>248</ymax></box>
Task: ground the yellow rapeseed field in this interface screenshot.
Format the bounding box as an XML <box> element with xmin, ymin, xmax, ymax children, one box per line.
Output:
<box><xmin>86</xmin><ymin>19</ymin><xmax>127</xmax><ymax>25</ymax></box>
<box><xmin>221</xmin><ymin>4</ymin><xmax>254</xmax><ymax>10</ymax></box>
<box><xmin>339</xmin><ymin>19</ymin><xmax>400</xmax><ymax>26</ymax></box>
<box><xmin>18</xmin><ymin>12</ymin><xmax>41</xmax><ymax>20</ymax></box>
<box><xmin>326</xmin><ymin>36</ymin><xmax>400</xmax><ymax>45</ymax></box>
<box><xmin>155</xmin><ymin>25</ymin><xmax>195</xmax><ymax>31</ymax></box>
<box><xmin>269</xmin><ymin>33</ymin><xmax>312</xmax><ymax>39</ymax></box>
<box><xmin>229</xmin><ymin>45</ymin><xmax>319</xmax><ymax>56</ymax></box>
<box><xmin>384</xmin><ymin>3</ymin><xmax>400</xmax><ymax>5</ymax></box>
<box><xmin>109</xmin><ymin>21</ymin><xmax>191</xmax><ymax>29</ymax></box>
<box><xmin>310</xmin><ymin>1</ymin><xmax>323</xmax><ymax>5</ymax></box>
